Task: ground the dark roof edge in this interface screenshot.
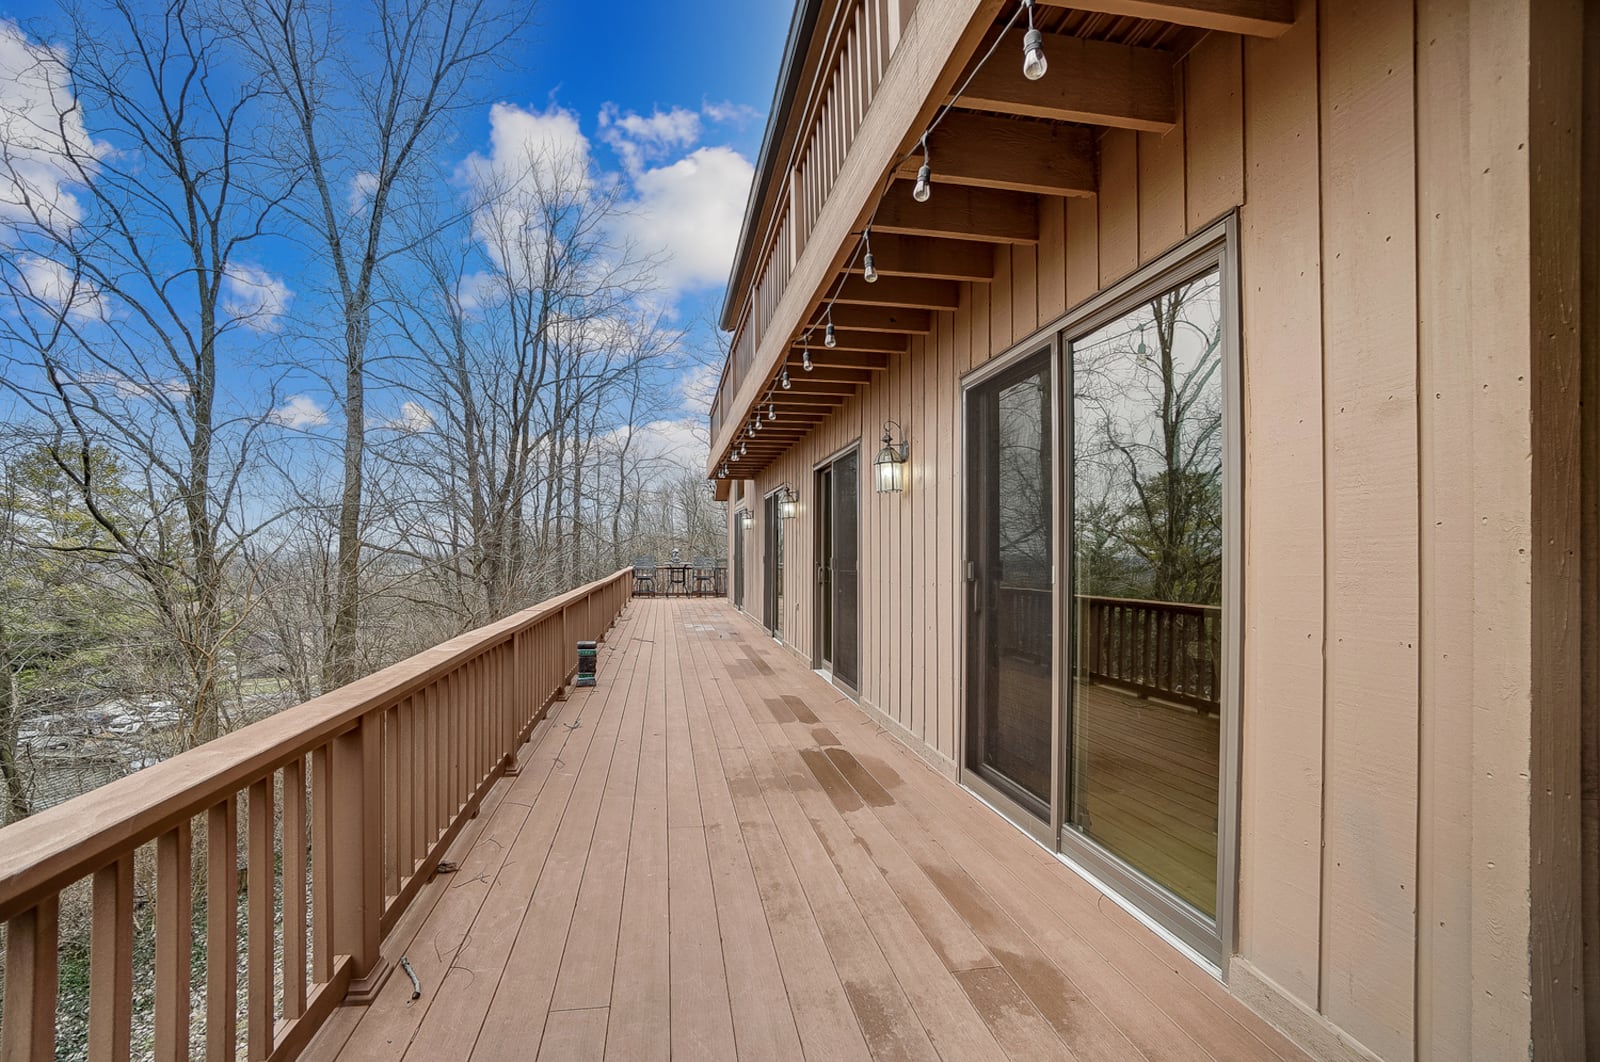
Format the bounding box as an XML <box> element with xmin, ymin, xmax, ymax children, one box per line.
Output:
<box><xmin>717</xmin><ymin>0</ymin><xmax>826</xmax><ymax>333</ymax></box>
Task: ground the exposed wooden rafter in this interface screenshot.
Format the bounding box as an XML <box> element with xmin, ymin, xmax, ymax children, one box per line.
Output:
<box><xmin>1034</xmin><ymin>0</ymin><xmax>1293</xmax><ymax>37</ymax></box>
<box><xmin>810</xmin><ymin>303</ymin><xmax>934</xmax><ymax>335</ymax></box>
<box><xmin>787</xmin><ymin>349</ymin><xmax>892</xmax><ymax>370</ymax></box>
<box><xmin>843</xmin><ymin>234</ymin><xmax>994</xmax><ymax>283</ymax></box>
<box><xmin>951</xmin><ymin>31</ymin><xmax>1176</xmax><ymax>132</ymax></box>
<box><xmin>832</xmin><ymin>274</ymin><xmax>962</xmax><ymax>311</ymax></box>
<box><xmin>893</xmin><ymin>112</ymin><xmax>1096</xmax><ymax>197</ymax></box>
<box><xmin>872</xmin><ymin>180</ymin><xmax>1039</xmax><ymax>244</ymax></box>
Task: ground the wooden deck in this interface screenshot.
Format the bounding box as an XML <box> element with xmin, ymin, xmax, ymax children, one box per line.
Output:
<box><xmin>306</xmin><ymin>598</ymin><xmax>1303</xmax><ymax>1062</ymax></box>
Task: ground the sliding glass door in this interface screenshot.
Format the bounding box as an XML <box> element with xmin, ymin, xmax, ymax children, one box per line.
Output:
<box><xmin>962</xmin><ymin>225</ymin><xmax>1235</xmax><ymax>964</ymax></box>
<box><xmin>966</xmin><ymin>350</ymin><xmax>1056</xmax><ymax>823</ymax></box>
<box><xmin>816</xmin><ymin>450</ymin><xmax>860</xmax><ymax>690</ymax></box>
<box><xmin>1066</xmin><ymin>264</ymin><xmax>1226</xmax><ymax>931</ymax></box>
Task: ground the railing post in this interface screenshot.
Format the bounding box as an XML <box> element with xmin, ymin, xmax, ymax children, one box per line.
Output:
<box><xmin>331</xmin><ymin>715</ymin><xmax>390</xmax><ymax>1003</ymax></box>
<box><xmin>2</xmin><ymin>896</ymin><xmax>59</xmax><ymax>1062</ymax></box>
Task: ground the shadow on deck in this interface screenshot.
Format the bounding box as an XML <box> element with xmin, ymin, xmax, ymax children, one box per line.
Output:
<box><xmin>307</xmin><ymin>597</ymin><xmax>1302</xmax><ymax>1061</ymax></box>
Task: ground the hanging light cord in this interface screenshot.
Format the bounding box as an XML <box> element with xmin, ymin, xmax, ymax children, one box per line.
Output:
<box><xmin>737</xmin><ymin>0</ymin><xmax>1036</xmax><ymax>469</ymax></box>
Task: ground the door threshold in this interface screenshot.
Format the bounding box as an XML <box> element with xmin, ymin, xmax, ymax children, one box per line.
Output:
<box><xmin>960</xmin><ymin>782</ymin><xmax>1221</xmax><ymax>981</ymax></box>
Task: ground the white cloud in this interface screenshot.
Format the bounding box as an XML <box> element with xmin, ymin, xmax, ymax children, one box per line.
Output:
<box><xmin>700</xmin><ymin>100</ymin><xmax>761</xmax><ymax>127</ymax></box>
<box><xmin>678</xmin><ymin>363</ymin><xmax>718</xmax><ymax>417</ymax></box>
<box><xmin>74</xmin><ymin>369</ymin><xmax>188</xmax><ymax>400</ymax></box>
<box><xmin>460</xmin><ymin>102</ymin><xmax>591</xmax><ymax>200</ymax></box>
<box><xmin>613</xmin><ymin>147</ymin><xmax>753</xmax><ymax>296</ymax></box>
<box><xmin>19</xmin><ymin>254</ymin><xmax>103</xmax><ymax>320</ymax></box>
<box><xmin>611</xmin><ymin>417</ymin><xmax>708</xmax><ymax>473</ymax></box>
<box><xmin>269</xmin><ymin>394</ymin><xmax>328</xmax><ymax>429</ymax></box>
<box><xmin>599</xmin><ymin>104</ymin><xmax>700</xmax><ymax>175</ymax></box>
<box><xmin>347</xmin><ymin>171</ymin><xmax>379</xmax><ymax>213</ymax></box>
<box><xmin>379</xmin><ymin>400</ymin><xmax>434</xmax><ymax>434</ymax></box>
<box><xmin>0</xmin><ymin>21</ymin><xmax>102</xmax><ymax>230</ymax></box>
<box><xmin>222</xmin><ymin>263</ymin><xmax>293</xmax><ymax>332</ymax></box>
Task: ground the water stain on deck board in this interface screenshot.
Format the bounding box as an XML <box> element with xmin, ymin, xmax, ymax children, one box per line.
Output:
<box><xmin>781</xmin><ymin>694</ymin><xmax>819</xmax><ymax>725</ymax></box>
<box><xmin>764</xmin><ymin>697</ymin><xmax>795</xmax><ymax>723</ymax></box>
<box><xmin>811</xmin><ymin>727</ymin><xmax>840</xmax><ymax>746</ymax></box>
<box><xmin>798</xmin><ymin>748</ymin><xmax>863</xmax><ymax>813</ymax></box>
<box><xmin>823</xmin><ymin>748</ymin><xmax>894</xmax><ymax>807</ymax></box>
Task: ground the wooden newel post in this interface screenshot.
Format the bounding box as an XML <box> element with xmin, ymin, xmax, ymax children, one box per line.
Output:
<box><xmin>1</xmin><ymin>896</ymin><xmax>60</xmax><ymax>1062</ymax></box>
<box><xmin>331</xmin><ymin>715</ymin><xmax>391</xmax><ymax>1004</ymax></box>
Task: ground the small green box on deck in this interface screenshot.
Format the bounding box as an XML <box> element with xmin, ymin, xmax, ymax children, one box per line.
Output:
<box><xmin>575</xmin><ymin>640</ymin><xmax>598</xmax><ymax>686</ymax></box>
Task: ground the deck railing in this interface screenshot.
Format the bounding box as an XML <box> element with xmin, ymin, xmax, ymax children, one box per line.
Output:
<box><xmin>0</xmin><ymin>569</ymin><xmax>632</xmax><ymax>1061</ymax></box>
<box><xmin>1079</xmin><ymin>595</ymin><xmax>1221</xmax><ymax>713</ymax></box>
<box><xmin>991</xmin><ymin>587</ymin><xmax>1223</xmax><ymax>713</ymax></box>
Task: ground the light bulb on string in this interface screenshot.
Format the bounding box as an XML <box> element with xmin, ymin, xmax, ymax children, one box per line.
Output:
<box><xmin>767</xmin><ymin>402</ymin><xmax>777</xmax><ymax>422</ymax></box>
<box><xmin>803</xmin><ymin>346</ymin><xmax>814</xmax><ymax>372</ymax></box>
<box><xmin>781</xmin><ymin>368</ymin><xmax>791</xmax><ymax>389</ymax></box>
<box><xmin>824</xmin><ymin>316</ymin><xmax>837</xmax><ymax>348</ymax></box>
<box><xmin>862</xmin><ymin>230</ymin><xmax>878</xmax><ymax>283</ymax></box>
<box><xmin>912</xmin><ymin>136</ymin><xmax>932</xmax><ymax>202</ymax></box>
<box><xmin>1136</xmin><ymin>325</ymin><xmax>1149</xmax><ymax>359</ymax></box>
<box><xmin>1021</xmin><ymin>1</ymin><xmax>1047</xmax><ymax>81</ymax></box>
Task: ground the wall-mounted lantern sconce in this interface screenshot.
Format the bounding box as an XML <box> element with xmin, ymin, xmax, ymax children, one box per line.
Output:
<box><xmin>874</xmin><ymin>421</ymin><xmax>909</xmax><ymax>494</ymax></box>
<box><xmin>778</xmin><ymin>485</ymin><xmax>798</xmax><ymax>520</ymax></box>
<box><xmin>739</xmin><ymin>508</ymin><xmax>754</xmax><ymax>531</ymax></box>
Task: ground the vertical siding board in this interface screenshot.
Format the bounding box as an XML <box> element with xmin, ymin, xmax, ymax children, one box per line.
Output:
<box><xmin>914</xmin><ymin>333</ymin><xmax>929</xmax><ymax>742</ymax></box>
<box><xmin>1184</xmin><ymin>33</ymin><xmax>1246</xmax><ymax>231</ymax></box>
<box><xmin>1138</xmin><ymin>119</ymin><xmax>1187</xmax><ymax>263</ymax></box>
<box><xmin>1012</xmin><ymin>243</ymin><xmax>1039</xmax><ymax>336</ymax></box>
<box><xmin>938</xmin><ymin>308</ymin><xmax>957</xmax><ymax>758</ymax></box>
<box><xmin>991</xmin><ymin>247</ymin><xmax>1014</xmax><ymax>352</ymax></box>
<box><xmin>1414</xmin><ymin>4</ymin><xmax>1473</xmax><ymax>1055</ymax></box>
<box><xmin>1098</xmin><ymin>130</ymin><xmax>1139</xmax><ymax>286</ymax></box>
<box><xmin>1238</xmin><ymin>0</ymin><xmax>1327</xmax><ymax>1008</ymax></box>
<box><xmin>1318</xmin><ymin>1</ymin><xmax>1421</xmax><ymax>1057</ymax></box>
<box><xmin>1065</xmin><ymin>195</ymin><xmax>1099</xmax><ymax>311</ymax></box>
<box><xmin>1038</xmin><ymin>196</ymin><xmax>1068</xmax><ymax>322</ymax></box>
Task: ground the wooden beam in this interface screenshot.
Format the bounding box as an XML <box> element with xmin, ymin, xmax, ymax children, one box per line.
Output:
<box><xmin>951</xmin><ymin>32</ymin><xmax>1176</xmax><ymax>132</ymax></box>
<box><xmin>786</xmin><ymin>349</ymin><xmax>892</xmax><ymax>371</ymax></box>
<box><xmin>893</xmin><ymin>112</ymin><xmax>1096</xmax><ymax>197</ymax></box>
<box><xmin>1035</xmin><ymin>0</ymin><xmax>1293</xmax><ymax>37</ymax></box>
<box><xmin>810</xmin><ymin>303</ymin><xmax>933</xmax><ymax>334</ymax></box>
<box><xmin>832</xmin><ymin>274</ymin><xmax>962</xmax><ymax>310</ymax></box>
<box><xmin>773</xmin><ymin>367</ymin><xmax>875</xmax><ymax>385</ymax></box>
<box><xmin>842</xmin><ymin>234</ymin><xmax>994</xmax><ymax>282</ymax></box>
<box><xmin>764</xmin><ymin>391</ymin><xmax>850</xmax><ymax>405</ymax></box>
<box><xmin>795</xmin><ymin>332</ymin><xmax>907</xmax><ymax>356</ymax></box>
<box><xmin>872</xmin><ymin>180</ymin><xmax>1039</xmax><ymax>244</ymax></box>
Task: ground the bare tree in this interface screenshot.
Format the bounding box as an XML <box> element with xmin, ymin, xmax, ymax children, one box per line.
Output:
<box><xmin>235</xmin><ymin>0</ymin><xmax>524</xmax><ymax>686</ymax></box>
<box><xmin>0</xmin><ymin>0</ymin><xmax>291</xmax><ymax>745</ymax></box>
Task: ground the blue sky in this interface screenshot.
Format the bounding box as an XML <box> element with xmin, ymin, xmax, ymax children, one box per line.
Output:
<box><xmin>0</xmin><ymin>0</ymin><xmax>791</xmax><ymax>469</ymax></box>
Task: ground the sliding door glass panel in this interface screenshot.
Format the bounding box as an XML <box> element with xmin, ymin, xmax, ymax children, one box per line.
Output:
<box><xmin>831</xmin><ymin>451</ymin><xmax>860</xmax><ymax>689</ymax></box>
<box><xmin>1068</xmin><ymin>268</ymin><xmax>1224</xmax><ymax>919</ymax></box>
<box><xmin>968</xmin><ymin>354</ymin><xmax>1054</xmax><ymax>815</ymax></box>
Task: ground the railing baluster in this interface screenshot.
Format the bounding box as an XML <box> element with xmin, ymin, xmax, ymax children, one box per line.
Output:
<box><xmin>282</xmin><ymin>757</ymin><xmax>307</xmax><ymax>1021</ymax></box>
<box><xmin>398</xmin><ymin>697</ymin><xmax>415</xmax><ymax>878</ymax></box>
<box><xmin>382</xmin><ymin>705</ymin><xmax>399</xmax><ymax>899</ymax></box>
<box><xmin>311</xmin><ymin>744</ymin><xmax>334</xmax><ymax>985</ymax></box>
<box><xmin>206</xmin><ymin>795</ymin><xmax>238</xmax><ymax>1061</ymax></box>
<box><xmin>247</xmin><ymin>778</ymin><xmax>276</xmax><ymax>1061</ymax></box>
<box><xmin>2</xmin><ymin>896</ymin><xmax>60</xmax><ymax>1062</ymax></box>
<box><xmin>155</xmin><ymin>822</ymin><xmax>192</xmax><ymax>1061</ymax></box>
<box><xmin>90</xmin><ymin>852</ymin><xmax>136</xmax><ymax>1060</ymax></box>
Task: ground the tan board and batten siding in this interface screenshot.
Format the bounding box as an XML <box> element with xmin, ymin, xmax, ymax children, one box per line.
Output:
<box><xmin>726</xmin><ymin>2</ymin><xmax>1585</xmax><ymax>1060</ymax></box>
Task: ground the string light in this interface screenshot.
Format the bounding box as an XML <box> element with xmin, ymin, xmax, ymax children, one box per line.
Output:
<box><xmin>912</xmin><ymin>136</ymin><xmax>932</xmax><ymax>202</ymax></box>
<box><xmin>768</xmin><ymin>402</ymin><xmax>777</xmax><ymax>422</ymax></box>
<box><xmin>1022</xmin><ymin>0</ymin><xmax>1047</xmax><ymax>81</ymax></box>
<box><xmin>717</xmin><ymin>0</ymin><xmax>1042</xmax><ymax>475</ymax></box>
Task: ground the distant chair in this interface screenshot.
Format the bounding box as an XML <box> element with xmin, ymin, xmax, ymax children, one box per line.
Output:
<box><xmin>691</xmin><ymin>556</ymin><xmax>717</xmax><ymax>596</ymax></box>
<box><xmin>632</xmin><ymin>557</ymin><xmax>657</xmax><ymax>596</ymax></box>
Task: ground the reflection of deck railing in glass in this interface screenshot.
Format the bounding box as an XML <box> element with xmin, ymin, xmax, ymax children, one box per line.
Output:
<box><xmin>1080</xmin><ymin>595</ymin><xmax>1220</xmax><ymax>714</ymax></box>
<box><xmin>992</xmin><ymin>588</ymin><xmax>1222</xmax><ymax>714</ymax></box>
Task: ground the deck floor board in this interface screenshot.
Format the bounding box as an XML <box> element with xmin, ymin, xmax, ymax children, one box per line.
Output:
<box><xmin>308</xmin><ymin>598</ymin><xmax>1306</xmax><ymax>1062</ymax></box>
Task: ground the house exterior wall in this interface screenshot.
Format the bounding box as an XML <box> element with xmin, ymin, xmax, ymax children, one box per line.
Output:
<box><xmin>721</xmin><ymin>1</ymin><xmax>1587</xmax><ymax>1058</ymax></box>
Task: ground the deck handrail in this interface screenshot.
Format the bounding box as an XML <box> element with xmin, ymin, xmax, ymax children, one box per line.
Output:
<box><xmin>0</xmin><ymin>568</ymin><xmax>633</xmax><ymax>1061</ymax></box>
